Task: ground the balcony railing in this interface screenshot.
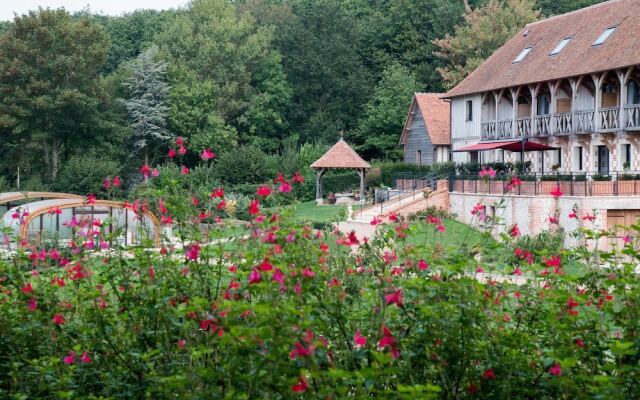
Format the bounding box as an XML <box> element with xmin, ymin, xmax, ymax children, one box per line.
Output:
<box><xmin>554</xmin><ymin>112</ymin><xmax>572</xmax><ymax>135</ymax></box>
<box><xmin>481</xmin><ymin>121</ymin><xmax>497</xmax><ymax>140</ymax></box>
<box><xmin>497</xmin><ymin>120</ymin><xmax>513</xmax><ymax>139</ymax></box>
<box><xmin>575</xmin><ymin>110</ymin><xmax>595</xmax><ymax>133</ymax></box>
<box><xmin>534</xmin><ymin>115</ymin><xmax>551</xmax><ymax>136</ymax></box>
<box><xmin>625</xmin><ymin>105</ymin><xmax>640</xmax><ymax>130</ymax></box>
<box><xmin>516</xmin><ymin>117</ymin><xmax>531</xmax><ymax>137</ymax></box>
<box><xmin>599</xmin><ymin>107</ymin><xmax>620</xmax><ymax>131</ymax></box>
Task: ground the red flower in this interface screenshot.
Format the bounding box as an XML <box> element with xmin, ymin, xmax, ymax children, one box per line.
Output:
<box><xmin>354</xmin><ymin>330</ymin><xmax>367</xmax><ymax>347</ymax></box>
<box><xmin>384</xmin><ymin>288</ymin><xmax>403</xmax><ymax>307</ymax></box>
<box><xmin>272</xmin><ymin>268</ymin><xmax>285</xmax><ymax>284</ymax></box>
<box><xmin>292</xmin><ymin>172</ymin><xmax>305</xmax><ymax>183</ymax></box>
<box><xmin>211</xmin><ymin>188</ymin><xmax>225</xmax><ymax>199</ymax></box>
<box><xmin>168</xmin><ymin>148</ymin><xmax>177</xmax><ymax>158</ymax></box>
<box><xmin>248</xmin><ymin>199</ymin><xmax>260</xmax><ymax>216</ymax></box>
<box><xmin>582</xmin><ymin>213</ymin><xmax>596</xmax><ymax>222</ymax></box>
<box><xmin>140</xmin><ymin>164</ymin><xmax>151</xmax><ymax>178</ymax></box>
<box><xmin>291</xmin><ymin>375</ymin><xmax>309</xmax><ymax>393</ymax></box>
<box><xmin>482</xmin><ymin>368</ymin><xmax>495</xmax><ymax>380</ymax></box>
<box><xmin>258</xmin><ymin>258</ymin><xmax>273</xmax><ymax>272</ymax></box>
<box><xmin>175</xmin><ymin>137</ymin><xmax>184</xmax><ymax>146</ymax></box>
<box><xmin>186</xmin><ymin>243</ymin><xmax>200</xmax><ymax>261</ymax></box>
<box><xmin>418</xmin><ymin>259</ymin><xmax>428</xmax><ymax>270</ymax></box>
<box><xmin>21</xmin><ymin>282</ymin><xmax>33</xmax><ymax>294</ymax></box>
<box><xmin>52</xmin><ymin>314</ymin><xmax>65</xmax><ymax>325</ymax></box>
<box><xmin>103</xmin><ymin>177</ymin><xmax>111</xmax><ymax>190</ymax></box>
<box><xmin>28</xmin><ymin>297</ymin><xmax>37</xmax><ymax>311</ymax></box>
<box><xmin>347</xmin><ymin>231</ymin><xmax>359</xmax><ymax>246</ymax></box>
<box><xmin>575</xmin><ymin>338</ymin><xmax>585</xmax><ymax>348</ymax></box>
<box><xmin>181</xmin><ymin>166</ymin><xmax>189</xmax><ymax>175</ymax></box>
<box><xmin>377</xmin><ymin>324</ymin><xmax>399</xmax><ymax>358</ymax></box>
<box><xmin>568</xmin><ymin>209</ymin><xmax>578</xmax><ymax>219</ymax></box>
<box><xmin>178</xmin><ymin>146</ymin><xmax>187</xmax><ymax>156</ymax></box>
<box><xmin>548</xmin><ymin>363</ymin><xmax>561</xmax><ymax>376</ymax></box>
<box><xmin>177</xmin><ymin>339</ymin><xmax>186</xmax><ymax>349</ymax></box>
<box><xmin>113</xmin><ymin>176</ymin><xmax>121</xmax><ymax>188</ymax></box>
<box><xmin>388</xmin><ymin>212</ymin><xmax>398</xmax><ymax>222</ymax></box>
<box><xmin>201</xmin><ymin>148</ymin><xmax>215</xmax><ymax>161</ymax></box>
<box><xmin>87</xmin><ymin>193</ymin><xmax>96</xmax><ymax>206</ymax></box>
<box><xmin>370</xmin><ymin>216</ymin><xmax>383</xmax><ymax>226</ymax></box>
<box><xmin>550</xmin><ymin>186</ymin><xmax>563</xmax><ymax>197</ymax></box>
<box><xmin>510</xmin><ymin>224</ymin><xmax>520</xmax><ymax>238</ymax></box>
<box><xmin>256</xmin><ymin>185</ymin><xmax>272</xmax><ymax>197</ymax></box>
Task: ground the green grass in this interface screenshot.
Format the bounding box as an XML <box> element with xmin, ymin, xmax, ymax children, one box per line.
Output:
<box><xmin>278</xmin><ymin>201</ymin><xmax>347</xmax><ymax>223</ymax></box>
<box><xmin>405</xmin><ymin>218</ymin><xmax>495</xmax><ymax>251</ymax></box>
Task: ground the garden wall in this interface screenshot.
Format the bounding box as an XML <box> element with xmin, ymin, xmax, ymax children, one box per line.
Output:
<box><xmin>449</xmin><ymin>192</ymin><xmax>640</xmax><ymax>250</ymax></box>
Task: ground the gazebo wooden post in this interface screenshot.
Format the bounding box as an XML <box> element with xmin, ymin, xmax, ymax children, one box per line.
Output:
<box><xmin>358</xmin><ymin>168</ymin><xmax>366</xmax><ymax>205</ymax></box>
<box><xmin>315</xmin><ymin>169</ymin><xmax>326</xmax><ymax>205</ymax></box>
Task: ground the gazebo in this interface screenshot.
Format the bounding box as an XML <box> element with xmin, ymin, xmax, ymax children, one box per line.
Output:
<box><xmin>311</xmin><ymin>138</ymin><xmax>371</xmax><ymax>205</ymax></box>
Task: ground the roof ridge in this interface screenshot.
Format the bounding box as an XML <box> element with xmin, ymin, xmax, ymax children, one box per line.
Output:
<box><xmin>526</xmin><ymin>0</ymin><xmax>624</xmax><ymax>27</ymax></box>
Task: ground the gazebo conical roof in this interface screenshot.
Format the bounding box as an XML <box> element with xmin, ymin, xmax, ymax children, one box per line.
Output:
<box><xmin>311</xmin><ymin>139</ymin><xmax>371</xmax><ymax>169</ymax></box>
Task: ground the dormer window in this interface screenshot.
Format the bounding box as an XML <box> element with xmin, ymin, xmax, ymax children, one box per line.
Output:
<box><xmin>593</xmin><ymin>26</ymin><xmax>616</xmax><ymax>46</ymax></box>
<box><xmin>550</xmin><ymin>37</ymin><xmax>571</xmax><ymax>56</ymax></box>
<box><xmin>512</xmin><ymin>46</ymin><xmax>532</xmax><ymax>63</ymax></box>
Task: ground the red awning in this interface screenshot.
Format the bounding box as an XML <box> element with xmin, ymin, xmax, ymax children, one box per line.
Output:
<box><xmin>452</xmin><ymin>140</ymin><xmax>559</xmax><ymax>152</ymax></box>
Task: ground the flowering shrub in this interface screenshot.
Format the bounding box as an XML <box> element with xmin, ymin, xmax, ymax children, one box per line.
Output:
<box><xmin>2</xmin><ymin>155</ymin><xmax>640</xmax><ymax>398</ymax></box>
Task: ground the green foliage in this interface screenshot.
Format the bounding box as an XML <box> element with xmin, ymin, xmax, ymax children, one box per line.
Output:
<box><xmin>212</xmin><ymin>145</ymin><xmax>274</xmax><ymax>186</ymax></box>
<box><xmin>536</xmin><ymin>0</ymin><xmax>605</xmax><ymax>16</ymax></box>
<box><xmin>53</xmin><ymin>153</ymin><xmax>120</xmax><ymax>195</ymax></box>
<box><xmin>353</xmin><ymin>63</ymin><xmax>421</xmax><ymax>161</ymax></box>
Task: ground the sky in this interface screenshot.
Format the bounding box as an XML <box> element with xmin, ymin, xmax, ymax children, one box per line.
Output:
<box><xmin>0</xmin><ymin>0</ymin><xmax>189</xmax><ymax>21</ymax></box>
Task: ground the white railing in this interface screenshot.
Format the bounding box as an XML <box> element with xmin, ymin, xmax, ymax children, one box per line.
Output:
<box><xmin>481</xmin><ymin>121</ymin><xmax>497</xmax><ymax>140</ymax></box>
<box><xmin>534</xmin><ymin>115</ymin><xmax>551</xmax><ymax>136</ymax></box>
<box><xmin>625</xmin><ymin>105</ymin><xmax>640</xmax><ymax>130</ymax></box>
<box><xmin>599</xmin><ymin>107</ymin><xmax>620</xmax><ymax>131</ymax></box>
<box><xmin>575</xmin><ymin>110</ymin><xmax>595</xmax><ymax>132</ymax></box>
<box><xmin>554</xmin><ymin>112</ymin><xmax>572</xmax><ymax>135</ymax></box>
<box><xmin>497</xmin><ymin>120</ymin><xmax>513</xmax><ymax>138</ymax></box>
<box><xmin>516</xmin><ymin>117</ymin><xmax>531</xmax><ymax>137</ymax></box>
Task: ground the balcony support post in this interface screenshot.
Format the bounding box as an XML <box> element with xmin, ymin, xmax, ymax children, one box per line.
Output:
<box><xmin>619</xmin><ymin>68</ymin><xmax>633</xmax><ymax>130</ymax></box>
<box><xmin>592</xmin><ymin>73</ymin><xmax>606</xmax><ymax>132</ymax></box>
<box><xmin>529</xmin><ymin>84</ymin><xmax>538</xmax><ymax>137</ymax></box>
<box><xmin>548</xmin><ymin>81</ymin><xmax>560</xmax><ymax>135</ymax></box>
<box><xmin>510</xmin><ymin>87</ymin><xmax>521</xmax><ymax>139</ymax></box>
<box><xmin>569</xmin><ymin>76</ymin><xmax>583</xmax><ymax>134</ymax></box>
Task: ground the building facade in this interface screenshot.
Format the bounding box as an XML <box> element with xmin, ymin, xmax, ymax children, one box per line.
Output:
<box><xmin>399</xmin><ymin>93</ymin><xmax>451</xmax><ymax>165</ymax></box>
<box><xmin>445</xmin><ymin>0</ymin><xmax>640</xmax><ymax>175</ymax></box>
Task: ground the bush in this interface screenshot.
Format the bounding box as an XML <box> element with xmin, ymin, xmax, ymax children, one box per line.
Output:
<box><xmin>592</xmin><ymin>174</ymin><xmax>612</xmax><ymax>181</ymax></box>
<box><xmin>212</xmin><ymin>145</ymin><xmax>275</xmax><ymax>185</ymax></box>
<box><xmin>53</xmin><ymin>153</ymin><xmax>119</xmax><ymax>194</ymax></box>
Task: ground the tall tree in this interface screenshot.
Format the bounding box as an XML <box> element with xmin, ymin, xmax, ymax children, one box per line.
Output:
<box><xmin>158</xmin><ymin>0</ymin><xmax>290</xmax><ymax>152</ymax></box>
<box><xmin>434</xmin><ymin>0</ymin><xmax>540</xmax><ymax>90</ymax></box>
<box><xmin>352</xmin><ymin>63</ymin><xmax>420</xmax><ymax>161</ymax></box>
<box><xmin>119</xmin><ymin>45</ymin><xmax>171</xmax><ymax>164</ymax></box>
<box><xmin>535</xmin><ymin>0</ymin><xmax>605</xmax><ymax>16</ymax></box>
<box><xmin>0</xmin><ymin>8</ymin><xmax>109</xmax><ymax>180</ymax></box>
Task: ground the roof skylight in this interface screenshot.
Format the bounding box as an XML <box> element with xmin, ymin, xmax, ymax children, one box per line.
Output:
<box><xmin>592</xmin><ymin>27</ymin><xmax>616</xmax><ymax>46</ymax></box>
<box><xmin>550</xmin><ymin>37</ymin><xmax>571</xmax><ymax>56</ymax></box>
<box><xmin>512</xmin><ymin>47</ymin><xmax>532</xmax><ymax>64</ymax></box>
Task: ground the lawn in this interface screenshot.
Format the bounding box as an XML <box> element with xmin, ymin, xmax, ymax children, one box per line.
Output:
<box><xmin>280</xmin><ymin>200</ymin><xmax>347</xmax><ymax>223</ymax></box>
<box><xmin>405</xmin><ymin>218</ymin><xmax>495</xmax><ymax>251</ymax></box>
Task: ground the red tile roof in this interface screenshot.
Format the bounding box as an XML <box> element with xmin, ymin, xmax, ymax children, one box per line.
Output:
<box><xmin>445</xmin><ymin>0</ymin><xmax>640</xmax><ymax>98</ymax></box>
<box><xmin>310</xmin><ymin>139</ymin><xmax>371</xmax><ymax>169</ymax></box>
<box><xmin>399</xmin><ymin>93</ymin><xmax>451</xmax><ymax>146</ymax></box>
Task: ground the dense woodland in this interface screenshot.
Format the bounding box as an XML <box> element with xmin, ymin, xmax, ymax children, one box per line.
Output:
<box><xmin>0</xmin><ymin>0</ymin><xmax>603</xmax><ymax>195</ymax></box>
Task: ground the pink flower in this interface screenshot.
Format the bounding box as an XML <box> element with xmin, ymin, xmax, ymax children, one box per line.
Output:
<box><xmin>149</xmin><ymin>266</ymin><xmax>156</xmax><ymax>280</ymax></box>
<box><xmin>201</xmin><ymin>148</ymin><xmax>215</xmax><ymax>161</ymax></box>
<box><xmin>623</xmin><ymin>234</ymin><xmax>632</xmax><ymax>244</ymax></box>
<box><xmin>279</xmin><ymin>182</ymin><xmax>292</xmax><ymax>193</ymax></box>
<box><xmin>370</xmin><ymin>216</ymin><xmax>383</xmax><ymax>226</ymax></box>
<box><xmin>168</xmin><ymin>148</ymin><xmax>177</xmax><ymax>158</ymax></box>
<box><xmin>582</xmin><ymin>213</ymin><xmax>596</xmax><ymax>222</ymax></box>
<box><xmin>186</xmin><ymin>243</ymin><xmax>200</xmax><ymax>261</ymax></box>
<box><xmin>151</xmin><ymin>168</ymin><xmax>160</xmax><ymax>177</ymax></box>
<box><xmin>87</xmin><ymin>193</ymin><xmax>96</xmax><ymax>206</ymax></box>
<box><xmin>550</xmin><ymin>186</ymin><xmax>563</xmax><ymax>197</ymax></box>
<box><xmin>113</xmin><ymin>176</ymin><xmax>121</xmax><ymax>188</ymax></box>
<box><xmin>249</xmin><ymin>199</ymin><xmax>260</xmax><ymax>216</ymax></box>
<box><xmin>302</xmin><ymin>267</ymin><xmax>315</xmax><ymax>278</ymax></box>
<box><xmin>291</xmin><ymin>375</ymin><xmax>309</xmax><ymax>393</ymax></box>
<box><xmin>248</xmin><ymin>268</ymin><xmax>261</xmax><ymax>284</ymax></box>
<box><xmin>28</xmin><ymin>297</ymin><xmax>37</xmax><ymax>312</ymax></box>
<box><xmin>80</xmin><ymin>351</ymin><xmax>91</xmax><ymax>364</ymax></box>
<box><xmin>181</xmin><ymin>166</ymin><xmax>189</xmax><ymax>175</ymax></box>
<box><xmin>63</xmin><ymin>351</ymin><xmax>76</xmax><ymax>365</ymax></box>
<box><xmin>568</xmin><ymin>209</ymin><xmax>578</xmax><ymax>219</ymax></box>
<box><xmin>103</xmin><ymin>177</ymin><xmax>111</xmax><ymax>190</ymax></box>
<box><xmin>479</xmin><ymin>166</ymin><xmax>496</xmax><ymax>178</ymax></box>
<box><xmin>354</xmin><ymin>330</ymin><xmax>367</xmax><ymax>347</ymax></box>
<box><xmin>418</xmin><ymin>259</ymin><xmax>428</xmax><ymax>270</ymax></box>
<box><xmin>178</xmin><ymin>146</ymin><xmax>187</xmax><ymax>156</ymax></box>
<box><xmin>175</xmin><ymin>137</ymin><xmax>185</xmax><ymax>146</ymax></box>
<box><xmin>177</xmin><ymin>339</ymin><xmax>186</xmax><ymax>349</ymax></box>
<box><xmin>52</xmin><ymin>314</ymin><xmax>65</xmax><ymax>325</ymax></box>
<box><xmin>257</xmin><ymin>185</ymin><xmax>272</xmax><ymax>197</ymax></box>
<box><xmin>211</xmin><ymin>188</ymin><xmax>225</xmax><ymax>198</ymax></box>
<box><xmin>548</xmin><ymin>362</ymin><xmax>561</xmax><ymax>376</ymax></box>
<box><xmin>377</xmin><ymin>324</ymin><xmax>399</xmax><ymax>358</ymax></box>
<box><xmin>272</xmin><ymin>268</ymin><xmax>285</xmax><ymax>284</ymax></box>
<box><xmin>258</xmin><ymin>258</ymin><xmax>273</xmax><ymax>272</ymax></box>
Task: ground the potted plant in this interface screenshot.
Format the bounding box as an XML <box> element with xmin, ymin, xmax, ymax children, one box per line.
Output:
<box><xmin>353</xmin><ymin>189</ymin><xmax>360</xmax><ymax>201</ymax></box>
<box><xmin>327</xmin><ymin>192</ymin><xmax>336</xmax><ymax>205</ymax></box>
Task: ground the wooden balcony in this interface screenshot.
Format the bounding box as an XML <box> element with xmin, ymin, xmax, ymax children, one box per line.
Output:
<box><xmin>480</xmin><ymin>105</ymin><xmax>638</xmax><ymax>140</ymax></box>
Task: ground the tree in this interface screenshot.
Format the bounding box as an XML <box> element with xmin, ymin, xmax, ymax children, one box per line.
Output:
<box><xmin>119</xmin><ymin>45</ymin><xmax>171</xmax><ymax>164</ymax></box>
<box><xmin>158</xmin><ymin>0</ymin><xmax>290</xmax><ymax>152</ymax></box>
<box><xmin>434</xmin><ymin>0</ymin><xmax>540</xmax><ymax>90</ymax></box>
<box><xmin>535</xmin><ymin>0</ymin><xmax>605</xmax><ymax>16</ymax></box>
<box><xmin>353</xmin><ymin>63</ymin><xmax>420</xmax><ymax>161</ymax></box>
<box><xmin>0</xmin><ymin>8</ymin><xmax>109</xmax><ymax>181</ymax></box>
